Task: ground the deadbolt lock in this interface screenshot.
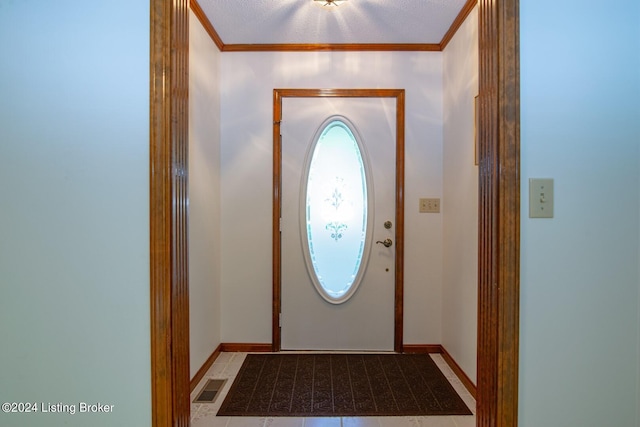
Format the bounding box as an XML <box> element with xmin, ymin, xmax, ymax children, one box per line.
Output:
<box><xmin>384</xmin><ymin>221</ymin><xmax>392</xmax><ymax>229</ymax></box>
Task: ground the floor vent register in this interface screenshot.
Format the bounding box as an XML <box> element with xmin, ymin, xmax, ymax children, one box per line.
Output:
<box><xmin>193</xmin><ymin>379</ymin><xmax>226</xmax><ymax>403</ymax></box>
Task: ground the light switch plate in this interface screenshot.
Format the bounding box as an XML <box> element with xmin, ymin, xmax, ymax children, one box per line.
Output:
<box><xmin>419</xmin><ymin>198</ymin><xmax>440</xmax><ymax>213</ymax></box>
<box><xmin>529</xmin><ymin>178</ymin><xmax>554</xmax><ymax>218</ymax></box>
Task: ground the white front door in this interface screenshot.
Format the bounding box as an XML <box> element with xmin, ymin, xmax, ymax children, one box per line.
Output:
<box><xmin>280</xmin><ymin>96</ymin><xmax>397</xmax><ymax>351</ymax></box>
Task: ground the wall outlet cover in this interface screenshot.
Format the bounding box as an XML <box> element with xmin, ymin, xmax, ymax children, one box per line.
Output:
<box><xmin>419</xmin><ymin>198</ymin><xmax>440</xmax><ymax>213</ymax></box>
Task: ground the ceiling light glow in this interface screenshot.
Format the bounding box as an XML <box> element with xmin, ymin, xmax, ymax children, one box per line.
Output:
<box><xmin>313</xmin><ymin>0</ymin><xmax>348</xmax><ymax>7</ymax></box>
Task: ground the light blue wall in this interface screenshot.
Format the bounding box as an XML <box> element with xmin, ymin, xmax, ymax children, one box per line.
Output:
<box><xmin>2</xmin><ymin>1</ymin><xmax>638</xmax><ymax>426</ymax></box>
<box><xmin>519</xmin><ymin>0</ymin><xmax>640</xmax><ymax>426</ymax></box>
<box><xmin>0</xmin><ymin>1</ymin><xmax>151</xmax><ymax>426</ymax></box>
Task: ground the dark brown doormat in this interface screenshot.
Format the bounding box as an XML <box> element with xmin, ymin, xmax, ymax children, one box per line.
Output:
<box><xmin>217</xmin><ymin>353</ymin><xmax>472</xmax><ymax>417</ymax></box>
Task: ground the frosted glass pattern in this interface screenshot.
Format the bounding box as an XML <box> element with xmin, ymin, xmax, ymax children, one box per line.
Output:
<box><xmin>303</xmin><ymin>119</ymin><xmax>369</xmax><ymax>303</ymax></box>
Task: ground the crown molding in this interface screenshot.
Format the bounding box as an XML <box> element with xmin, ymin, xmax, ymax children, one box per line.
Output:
<box><xmin>222</xmin><ymin>43</ymin><xmax>441</xmax><ymax>52</ymax></box>
<box><xmin>190</xmin><ymin>0</ymin><xmax>224</xmax><ymax>50</ymax></box>
<box><xmin>440</xmin><ymin>0</ymin><xmax>477</xmax><ymax>50</ymax></box>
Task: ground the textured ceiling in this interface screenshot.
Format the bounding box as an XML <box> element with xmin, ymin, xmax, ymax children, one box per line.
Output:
<box><xmin>196</xmin><ymin>0</ymin><xmax>470</xmax><ymax>45</ymax></box>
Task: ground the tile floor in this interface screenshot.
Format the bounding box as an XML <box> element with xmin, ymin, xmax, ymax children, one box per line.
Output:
<box><xmin>191</xmin><ymin>352</ymin><xmax>476</xmax><ymax>427</ymax></box>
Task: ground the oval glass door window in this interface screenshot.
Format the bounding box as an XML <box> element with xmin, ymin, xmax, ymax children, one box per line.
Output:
<box><xmin>301</xmin><ymin>116</ymin><xmax>373</xmax><ymax>304</ymax></box>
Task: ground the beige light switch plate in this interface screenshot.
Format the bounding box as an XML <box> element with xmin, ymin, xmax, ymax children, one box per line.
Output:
<box><xmin>529</xmin><ymin>178</ymin><xmax>554</xmax><ymax>218</ymax></box>
<box><xmin>419</xmin><ymin>198</ymin><xmax>440</xmax><ymax>213</ymax></box>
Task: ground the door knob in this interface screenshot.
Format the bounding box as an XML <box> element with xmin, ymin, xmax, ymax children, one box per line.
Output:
<box><xmin>376</xmin><ymin>238</ymin><xmax>393</xmax><ymax>248</ymax></box>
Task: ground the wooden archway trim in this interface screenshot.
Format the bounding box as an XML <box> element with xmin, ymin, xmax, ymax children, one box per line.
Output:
<box><xmin>149</xmin><ymin>0</ymin><xmax>521</xmax><ymax>425</ymax></box>
<box><xmin>150</xmin><ymin>0</ymin><xmax>190</xmax><ymax>426</ymax></box>
<box><xmin>477</xmin><ymin>0</ymin><xmax>521</xmax><ymax>426</ymax></box>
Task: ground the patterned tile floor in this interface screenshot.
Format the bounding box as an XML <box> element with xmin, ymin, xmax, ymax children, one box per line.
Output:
<box><xmin>191</xmin><ymin>352</ymin><xmax>476</xmax><ymax>427</ymax></box>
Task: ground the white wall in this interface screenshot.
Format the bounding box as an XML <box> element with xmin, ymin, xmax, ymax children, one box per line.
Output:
<box><xmin>220</xmin><ymin>51</ymin><xmax>444</xmax><ymax>345</ymax></box>
<box><xmin>189</xmin><ymin>11</ymin><xmax>222</xmax><ymax>378</ymax></box>
<box><xmin>519</xmin><ymin>0</ymin><xmax>640</xmax><ymax>425</ymax></box>
<box><xmin>442</xmin><ymin>7</ymin><xmax>479</xmax><ymax>382</ymax></box>
<box><xmin>0</xmin><ymin>1</ymin><xmax>150</xmax><ymax>426</ymax></box>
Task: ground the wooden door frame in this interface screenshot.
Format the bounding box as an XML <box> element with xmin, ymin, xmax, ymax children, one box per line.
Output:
<box><xmin>149</xmin><ymin>0</ymin><xmax>520</xmax><ymax>425</ymax></box>
<box><xmin>149</xmin><ymin>0</ymin><xmax>190</xmax><ymax>426</ymax></box>
<box><xmin>476</xmin><ymin>1</ymin><xmax>520</xmax><ymax>426</ymax></box>
<box><xmin>272</xmin><ymin>89</ymin><xmax>406</xmax><ymax>353</ymax></box>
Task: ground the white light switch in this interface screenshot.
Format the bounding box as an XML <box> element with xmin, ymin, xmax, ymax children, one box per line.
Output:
<box><xmin>529</xmin><ymin>178</ymin><xmax>554</xmax><ymax>218</ymax></box>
